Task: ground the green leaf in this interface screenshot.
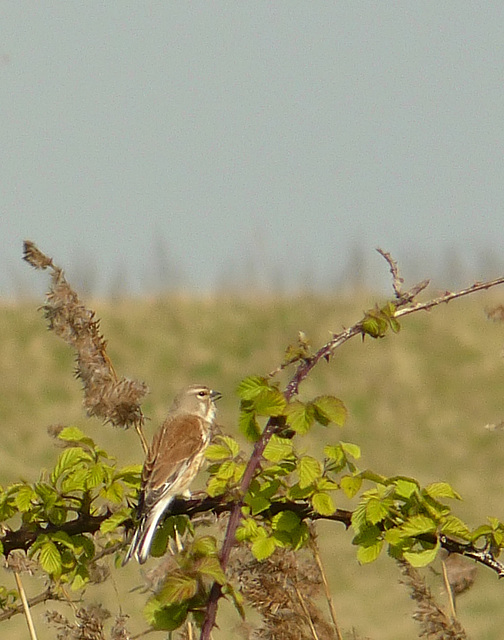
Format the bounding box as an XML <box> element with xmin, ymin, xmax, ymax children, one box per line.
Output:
<box><xmin>85</xmin><ymin>463</ymin><xmax>106</xmax><ymax>489</ymax></box>
<box><xmin>239</xmin><ymin>409</ymin><xmax>261</xmax><ymax>442</ymax></box>
<box><xmin>271</xmin><ymin>511</ymin><xmax>300</xmax><ymax>533</ymax></box>
<box><xmin>288</xmin><ymin>483</ymin><xmax>315</xmax><ymax>501</ymax></box>
<box><xmin>251</xmin><ymin>535</ymin><xmax>277</xmax><ymax>561</ymax></box>
<box><xmin>51</xmin><ymin>447</ymin><xmax>93</xmax><ymax>484</ymax></box>
<box><xmin>246</xmin><ymin>495</ymin><xmax>271</xmax><ymax>516</ymax></box>
<box><xmin>297</xmin><ymin>456</ymin><xmax>322</xmax><ymax>489</ymax></box>
<box><xmin>286</xmin><ymin>401</ymin><xmax>315</xmax><ymax>435</ymax></box>
<box><xmin>400</xmin><ymin>514</ymin><xmax>437</xmax><ymax>537</ymax></box>
<box><xmin>422</xmin><ymin>495</ymin><xmax>451</xmax><ymax>519</ymax></box>
<box><xmin>361</xmin><ymin>307</ymin><xmax>392</xmax><ymax>339</ymax></box>
<box><xmin>196</xmin><ymin>556</ymin><xmax>226</xmax><ymax>584</ymax></box>
<box><xmin>311</xmin><ymin>492</ymin><xmax>335</xmax><ymax>516</ymax></box>
<box><xmin>34</xmin><ymin>483</ymin><xmax>60</xmax><ymax>510</ymax></box>
<box><xmin>471</xmin><ymin>524</ymin><xmax>493</xmax><ymax>542</ymax></box>
<box><xmin>312</xmin><ymin>396</ymin><xmax>347</xmax><ymax>427</ymax></box>
<box><xmin>384</xmin><ymin>527</ymin><xmax>403</xmax><ymax>546</ymax></box>
<box><xmin>440</xmin><ymin>516</ymin><xmax>471</xmax><ymax>540</ymax></box>
<box><xmin>49</xmin><ymin>530</ymin><xmax>76</xmax><ymax>550</ymax></box>
<box><xmin>192</xmin><ymin>535</ymin><xmax>218</xmax><ymax>557</ymax></box>
<box><xmin>14</xmin><ymin>485</ymin><xmax>35</xmax><ymax>512</ymax></box>
<box><xmin>263</xmin><ymin>435</ymin><xmax>294</xmax><ymax>463</ymax></box>
<box><xmin>160</xmin><ymin>572</ymin><xmax>198</xmax><ymax>604</ymax></box>
<box><xmin>324</xmin><ymin>445</ymin><xmax>344</xmax><ymax>466</ymax></box>
<box><xmin>71</xmin><ymin>564</ymin><xmax>89</xmax><ymax>591</ymax></box>
<box><xmin>236</xmin><ymin>517</ymin><xmax>261</xmax><ymax>542</ymax></box>
<box><xmin>58</xmin><ymin>426</ymin><xmax>96</xmax><ymax>450</ymax></box>
<box><xmin>221</xmin><ymin>436</ymin><xmax>240</xmax><ymax>457</ymax></box>
<box><xmin>38</xmin><ymin>540</ymin><xmax>62</xmax><ymax>576</ymax></box>
<box><xmin>216</xmin><ymin>460</ymin><xmax>237</xmax><ymax>480</ymax></box>
<box><xmin>393</xmin><ymin>478</ymin><xmax>419</xmax><ymax>499</ymax></box>
<box><xmin>340</xmin><ymin>475</ymin><xmax>362</xmax><ymax>499</ymax></box>
<box><xmin>144</xmin><ymin>598</ymin><xmax>188</xmax><ymax>631</ymax></box>
<box><xmin>357</xmin><ymin>539</ymin><xmax>384</xmax><ymax>564</ymax></box>
<box><xmin>389</xmin><ymin>316</ymin><xmax>401</xmax><ymax>333</ymax></box>
<box><xmin>317</xmin><ymin>477</ymin><xmax>340</xmax><ymax>491</ymax></box>
<box><xmin>205</xmin><ymin>444</ymin><xmax>232</xmax><ymax>461</ymax></box>
<box><xmin>403</xmin><ymin>544</ymin><xmax>439</xmax><ymax>567</ymax></box>
<box><xmin>100</xmin><ymin>509</ymin><xmax>130</xmax><ymax>535</ymax></box>
<box><xmin>206</xmin><ymin>476</ymin><xmax>228</xmax><ymax>498</ymax></box>
<box><xmin>101</xmin><ymin>480</ymin><xmax>125</xmax><ymax>504</ymax></box>
<box><xmin>365</xmin><ymin>498</ymin><xmax>390</xmax><ymax>525</ymax></box>
<box><xmin>254</xmin><ymin>388</ymin><xmax>287</xmax><ymax>417</ymax></box>
<box><xmin>237</xmin><ymin>376</ymin><xmax>270</xmax><ymax>401</ymax></box>
<box><xmin>114</xmin><ymin>464</ymin><xmax>142</xmax><ymax>486</ymax></box>
<box><xmin>340</xmin><ymin>441</ymin><xmax>361</xmax><ymax>460</ymax></box>
<box><xmin>223</xmin><ymin>582</ymin><xmax>245</xmax><ymax>620</ymax></box>
<box><xmin>424</xmin><ymin>482</ymin><xmax>461</xmax><ymax>501</ymax></box>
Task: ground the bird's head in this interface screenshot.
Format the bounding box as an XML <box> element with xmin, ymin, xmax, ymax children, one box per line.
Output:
<box><xmin>171</xmin><ymin>384</ymin><xmax>222</xmax><ymax>421</ymax></box>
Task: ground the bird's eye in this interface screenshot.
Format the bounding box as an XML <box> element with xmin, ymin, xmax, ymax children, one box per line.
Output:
<box><xmin>197</xmin><ymin>390</ymin><xmax>207</xmax><ymax>398</ymax></box>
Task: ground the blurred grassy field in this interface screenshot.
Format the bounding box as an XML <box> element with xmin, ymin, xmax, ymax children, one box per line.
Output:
<box><xmin>1</xmin><ymin>290</ymin><xmax>504</xmax><ymax>638</ymax></box>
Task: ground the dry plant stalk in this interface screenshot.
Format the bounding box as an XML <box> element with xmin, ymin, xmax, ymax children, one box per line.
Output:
<box><xmin>399</xmin><ymin>561</ymin><xmax>468</xmax><ymax>640</ymax></box>
<box><xmin>23</xmin><ymin>241</ymin><xmax>149</xmax><ymax>452</ymax></box>
<box><xmin>231</xmin><ymin>547</ymin><xmax>334</xmax><ymax>640</ymax></box>
<box><xmin>309</xmin><ymin>527</ymin><xmax>343</xmax><ymax>640</ymax></box>
<box><xmin>13</xmin><ymin>571</ymin><xmax>38</xmax><ymax>640</ymax></box>
<box><xmin>45</xmin><ymin>604</ymin><xmax>110</xmax><ymax>640</ymax></box>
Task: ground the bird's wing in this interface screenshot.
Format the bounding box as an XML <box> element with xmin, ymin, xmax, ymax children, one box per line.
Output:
<box><xmin>139</xmin><ymin>414</ymin><xmax>207</xmax><ymax>513</ymax></box>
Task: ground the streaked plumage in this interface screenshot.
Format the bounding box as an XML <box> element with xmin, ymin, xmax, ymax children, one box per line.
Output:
<box><xmin>124</xmin><ymin>384</ymin><xmax>221</xmax><ymax>564</ymax></box>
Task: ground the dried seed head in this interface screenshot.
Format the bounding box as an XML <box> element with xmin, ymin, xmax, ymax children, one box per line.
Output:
<box><xmin>23</xmin><ymin>241</ymin><xmax>149</xmax><ymax>430</ymax></box>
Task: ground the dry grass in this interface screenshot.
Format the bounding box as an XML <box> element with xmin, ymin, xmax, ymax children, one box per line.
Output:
<box><xmin>1</xmin><ymin>290</ymin><xmax>504</xmax><ymax>638</ymax></box>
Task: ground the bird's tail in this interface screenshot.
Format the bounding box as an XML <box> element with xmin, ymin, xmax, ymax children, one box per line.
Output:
<box><xmin>123</xmin><ymin>501</ymin><xmax>173</xmax><ymax>565</ymax></box>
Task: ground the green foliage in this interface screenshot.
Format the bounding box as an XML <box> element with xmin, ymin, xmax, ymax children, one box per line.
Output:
<box><xmin>0</xmin><ymin>426</ymin><xmax>141</xmax><ymax>595</ymax></box>
<box><xmin>205</xmin><ymin>435</ymin><xmax>244</xmax><ymax>497</ymax></box>
<box><xmin>349</xmin><ymin>475</ymin><xmax>469</xmax><ymax>567</ymax></box>
<box><xmin>143</xmin><ymin>535</ymin><xmax>233</xmax><ymax>631</ymax></box>
<box><xmin>237</xmin><ymin>376</ymin><xmax>287</xmax><ymax>441</ymax></box>
<box><xmin>361</xmin><ymin>302</ymin><xmax>401</xmax><ymax>338</ymax></box>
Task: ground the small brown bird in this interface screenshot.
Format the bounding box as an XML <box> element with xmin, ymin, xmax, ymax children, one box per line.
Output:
<box><xmin>123</xmin><ymin>384</ymin><xmax>222</xmax><ymax>564</ymax></box>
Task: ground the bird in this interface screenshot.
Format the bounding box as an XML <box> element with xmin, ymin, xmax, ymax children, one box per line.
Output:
<box><xmin>123</xmin><ymin>384</ymin><xmax>222</xmax><ymax>564</ymax></box>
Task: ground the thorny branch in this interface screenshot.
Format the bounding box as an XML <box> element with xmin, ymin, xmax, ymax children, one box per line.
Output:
<box><xmin>200</xmin><ymin>250</ymin><xmax>504</xmax><ymax>639</ymax></box>
<box><xmin>2</xmin><ymin>494</ymin><xmax>502</xmax><ymax>627</ymax></box>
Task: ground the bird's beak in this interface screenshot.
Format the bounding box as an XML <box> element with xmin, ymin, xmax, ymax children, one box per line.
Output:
<box><xmin>211</xmin><ymin>390</ymin><xmax>222</xmax><ymax>402</ymax></box>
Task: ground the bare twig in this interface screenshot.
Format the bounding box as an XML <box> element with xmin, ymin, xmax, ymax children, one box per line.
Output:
<box><xmin>0</xmin><ymin>586</ymin><xmax>56</xmax><ymax>622</ymax></box>
<box><xmin>376</xmin><ymin>248</ymin><xmax>404</xmax><ymax>300</ymax></box>
<box><xmin>394</xmin><ymin>275</ymin><xmax>504</xmax><ymax>319</ymax></box>
<box><xmin>13</xmin><ymin>572</ymin><xmax>38</xmax><ymax>640</ymax></box>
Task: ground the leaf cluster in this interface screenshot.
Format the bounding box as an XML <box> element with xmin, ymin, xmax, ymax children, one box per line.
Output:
<box><xmin>0</xmin><ymin>427</ymin><xmax>141</xmax><ymax>593</ymax></box>
<box><xmin>144</xmin><ymin>535</ymin><xmax>241</xmax><ymax>631</ymax></box>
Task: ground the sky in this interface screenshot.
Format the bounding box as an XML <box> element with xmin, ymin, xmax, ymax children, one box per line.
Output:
<box><xmin>2</xmin><ymin>3</ymin><xmax>504</xmax><ymax>296</ymax></box>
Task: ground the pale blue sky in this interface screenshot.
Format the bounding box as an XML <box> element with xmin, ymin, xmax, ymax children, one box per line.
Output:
<box><xmin>2</xmin><ymin>3</ymin><xmax>504</xmax><ymax>295</ymax></box>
